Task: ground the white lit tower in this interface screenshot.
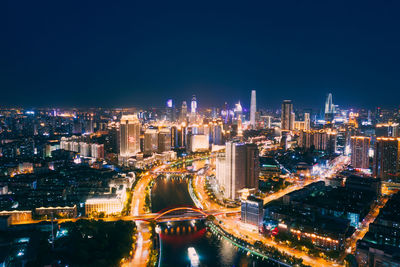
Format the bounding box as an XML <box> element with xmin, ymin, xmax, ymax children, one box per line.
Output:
<box><xmin>191</xmin><ymin>95</ymin><xmax>197</xmax><ymax>114</ymax></box>
<box><xmin>324</xmin><ymin>93</ymin><xmax>335</xmax><ymax>122</ymax></box>
<box><xmin>190</xmin><ymin>95</ymin><xmax>198</xmax><ymax>123</ymax></box>
<box><xmin>250</xmin><ymin>90</ymin><xmax>256</xmax><ymax>128</ymax></box>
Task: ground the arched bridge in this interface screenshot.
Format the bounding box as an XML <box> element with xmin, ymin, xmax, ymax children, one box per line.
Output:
<box><xmin>125</xmin><ymin>206</ymin><xmax>239</xmax><ymax>222</ymax></box>
<box><xmin>153</xmin><ymin>206</ymin><xmax>209</xmax><ymax>221</ymax></box>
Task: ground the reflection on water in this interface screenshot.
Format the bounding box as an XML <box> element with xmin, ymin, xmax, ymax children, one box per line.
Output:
<box><xmin>151</xmin><ymin>177</ymin><xmax>194</xmax><ymax>212</ymax></box>
<box><xmin>152</xmin><ymin>178</ymin><xmax>267</xmax><ymax>267</ymax></box>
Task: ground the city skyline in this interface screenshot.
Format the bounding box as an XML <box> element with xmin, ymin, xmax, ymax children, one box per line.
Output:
<box><xmin>3</xmin><ymin>2</ymin><xmax>400</xmax><ymax>267</ymax></box>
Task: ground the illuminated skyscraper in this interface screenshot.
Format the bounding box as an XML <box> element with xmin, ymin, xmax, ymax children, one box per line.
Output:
<box><xmin>281</xmin><ymin>100</ymin><xmax>294</xmax><ymax>130</ymax></box>
<box><xmin>325</xmin><ymin>93</ymin><xmax>335</xmax><ymax>122</ymax></box>
<box><xmin>144</xmin><ymin>129</ymin><xmax>158</xmax><ymax>155</ymax></box>
<box><xmin>119</xmin><ymin>114</ymin><xmax>140</xmax><ymax>157</ymax></box>
<box><xmin>373</xmin><ymin>137</ymin><xmax>400</xmax><ymax>180</ymax></box>
<box><xmin>351</xmin><ymin>136</ymin><xmax>370</xmax><ymax>169</ymax></box>
<box><xmin>217</xmin><ymin>142</ymin><xmax>260</xmax><ymax>199</ymax></box>
<box><xmin>191</xmin><ymin>95</ymin><xmax>197</xmax><ymax>114</ymax></box>
<box><xmin>304</xmin><ymin>113</ymin><xmax>311</xmax><ymax>131</ymax></box>
<box><xmin>166</xmin><ymin>99</ymin><xmax>174</xmax><ymax>121</ymax></box>
<box><xmin>158</xmin><ymin>128</ymin><xmax>171</xmax><ymax>153</ymax></box>
<box><xmin>250</xmin><ymin>90</ymin><xmax>256</xmax><ymax>128</ymax></box>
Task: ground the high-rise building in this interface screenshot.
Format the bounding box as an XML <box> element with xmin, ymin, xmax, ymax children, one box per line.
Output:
<box><xmin>216</xmin><ymin>142</ymin><xmax>260</xmax><ymax>199</ymax></box>
<box><xmin>351</xmin><ymin>137</ymin><xmax>370</xmax><ymax>169</ymax></box>
<box><xmin>158</xmin><ymin>128</ymin><xmax>171</xmax><ymax>153</ymax></box>
<box><xmin>119</xmin><ymin>114</ymin><xmax>140</xmax><ymax>157</ymax></box>
<box><xmin>281</xmin><ymin>100</ymin><xmax>294</xmax><ymax>130</ymax></box>
<box><xmin>91</xmin><ymin>144</ymin><xmax>104</xmax><ymax>160</ymax></box>
<box><xmin>299</xmin><ymin>129</ymin><xmax>337</xmax><ymax>154</ymax></box>
<box><xmin>376</xmin><ymin>123</ymin><xmax>399</xmax><ymax>137</ymax></box>
<box><xmin>191</xmin><ymin>95</ymin><xmax>197</xmax><ymax>114</ymax></box>
<box><xmin>304</xmin><ymin>113</ymin><xmax>310</xmax><ymax>131</ymax></box>
<box><xmin>144</xmin><ymin>129</ymin><xmax>159</xmax><ymax>155</ymax></box>
<box><xmin>79</xmin><ymin>142</ymin><xmax>90</xmax><ymax>157</ymax></box>
<box><xmin>166</xmin><ymin>99</ymin><xmax>174</xmax><ymax>122</ymax></box>
<box><xmin>241</xmin><ymin>196</ymin><xmax>264</xmax><ymax>226</ymax></box>
<box><xmin>373</xmin><ymin>137</ymin><xmax>400</xmax><ymax>181</ymax></box>
<box><xmin>170</xmin><ymin>126</ymin><xmax>179</xmax><ymax>148</ymax></box>
<box><xmin>324</xmin><ymin>93</ymin><xmax>335</xmax><ymax>122</ymax></box>
<box><xmin>180</xmin><ymin>101</ymin><xmax>188</xmax><ymax>122</ymax></box>
<box><xmin>177</xmin><ymin>125</ymin><xmax>187</xmax><ymax>148</ymax></box>
<box><xmin>211</xmin><ymin>122</ymin><xmax>223</xmax><ymax>145</ymax></box>
<box><xmin>250</xmin><ymin>90</ymin><xmax>256</xmax><ymax>128</ymax></box>
<box><xmin>294</xmin><ymin>113</ymin><xmax>311</xmax><ymax>131</ymax></box>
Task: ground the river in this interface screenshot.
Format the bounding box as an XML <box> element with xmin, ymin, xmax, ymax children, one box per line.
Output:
<box><xmin>151</xmin><ymin>176</ymin><xmax>269</xmax><ymax>267</ymax></box>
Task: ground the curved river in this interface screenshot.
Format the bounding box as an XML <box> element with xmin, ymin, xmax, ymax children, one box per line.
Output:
<box><xmin>151</xmin><ymin>177</ymin><xmax>269</xmax><ymax>267</ymax></box>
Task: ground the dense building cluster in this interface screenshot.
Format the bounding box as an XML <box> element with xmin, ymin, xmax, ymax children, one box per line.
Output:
<box><xmin>0</xmin><ymin>91</ymin><xmax>400</xmax><ymax>266</ymax></box>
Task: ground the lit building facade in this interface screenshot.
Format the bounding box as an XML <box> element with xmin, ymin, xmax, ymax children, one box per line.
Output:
<box><xmin>351</xmin><ymin>136</ymin><xmax>370</xmax><ymax>169</ymax></box>
<box><xmin>373</xmin><ymin>137</ymin><xmax>400</xmax><ymax>181</ymax></box>
<box><xmin>190</xmin><ymin>135</ymin><xmax>209</xmax><ymax>152</ymax></box>
<box><xmin>217</xmin><ymin>142</ymin><xmax>260</xmax><ymax>199</ymax></box>
<box><xmin>85</xmin><ymin>197</ymin><xmax>124</xmax><ymax>215</ymax></box>
<box><xmin>281</xmin><ymin>100</ymin><xmax>294</xmax><ymax>130</ymax></box>
<box><xmin>299</xmin><ymin>129</ymin><xmax>337</xmax><ymax>154</ymax></box>
<box><xmin>144</xmin><ymin>128</ymin><xmax>159</xmax><ymax>155</ymax></box>
<box><xmin>241</xmin><ymin>195</ymin><xmax>263</xmax><ymax>226</ymax></box>
<box><xmin>158</xmin><ymin>128</ymin><xmax>171</xmax><ymax>153</ymax></box>
<box><xmin>376</xmin><ymin>122</ymin><xmax>399</xmax><ymax>137</ymax></box>
<box><xmin>119</xmin><ymin>114</ymin><xmax>140</xmax><ymax>157</ymax></box>
<box><xmin>250</xmin><ymin>90</ymin><xmax>256</xmax><ymax>128</ymax></box>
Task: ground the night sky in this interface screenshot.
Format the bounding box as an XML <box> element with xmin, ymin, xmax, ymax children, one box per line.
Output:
<box><xmin>2</xmin><ymin>1</ymin><xmax>400</xmax><ymax>109</ymax></box>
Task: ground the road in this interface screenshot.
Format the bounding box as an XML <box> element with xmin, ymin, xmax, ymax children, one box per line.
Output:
<box><xmin>125</xmin><ymin>166</ymin><xmax>163</xmax><ymax>267</ymax></box>
<box><xmin>191</xmin><ymin>155</ymin><xmax>350</xmax><ymax>267</ymax></box>
<box><xmin>345</xmin><ymin>196</ymin><xmax>389</xmax><ymax>254</ymax></box>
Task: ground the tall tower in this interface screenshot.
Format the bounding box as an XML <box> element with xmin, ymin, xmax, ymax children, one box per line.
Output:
<box><xmin>181</xmin><ymin>101</ymin><xmax>187</xmax><ymax>121</ymax></box>
<box><xmin>191</xmin><ymin>95</ymin><xmax>197</xmax><ymax>114</ymax></box>
<box><xmin>237</xmin><ymin>114</ymin><xmax>243</xmax><ymax>138</ymax></box>
<box><xmin>119</xmin><ymin>114</ymin><xmax>140</xmax><ymax>157</ymax></box>
<box><xmin>304</xmin><ymin>113</ymin><xmax>311</xmax><ymax>131</ymax></box>
<box><xmin>281</xmin><ymin>100</ymin><xmax>294</xmax><ymax>130</ymax></box>
<box><xmin>250</xmin><ymin>90</ymin><xmax>256</xmax><ymax>128</ymax></box>
<box><xmin>166</xmin><ymin>99</ymin><xmax>173</xmax><ymax>121</ymax></box>
<box><xmin>324</xmin><ymin>93</ymin><xmax>335</xmax><ymax>122</ymax></box>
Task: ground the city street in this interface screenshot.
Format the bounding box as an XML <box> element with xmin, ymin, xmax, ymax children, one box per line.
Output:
<box><xmin>191</xmin><ymin>155</ymin><xmax>351</xmax><ymax>267</ymax></box>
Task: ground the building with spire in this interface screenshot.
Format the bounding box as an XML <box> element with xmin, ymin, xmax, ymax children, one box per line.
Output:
<box><xmin>191</xmin><ymin>95</ymin><xmax>197</xmax><ymax>114</ymax></box>
<box><xmin>325</xmin><ymin>93</ymin><xmax>336</xmax><ymax>122</ymax></box>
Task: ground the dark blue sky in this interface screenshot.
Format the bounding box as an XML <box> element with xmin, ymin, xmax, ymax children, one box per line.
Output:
<box><xmin>2</xmin><ymin>1</ymin><xmax>400</xmax><ymax>109</ymax></box>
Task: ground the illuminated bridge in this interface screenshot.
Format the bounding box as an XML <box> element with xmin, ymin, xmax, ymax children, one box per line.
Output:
<box><xmin>10</xmin><ymin>207</ymin><xmax>240</xmax><ymax>225</ymax></box>
<box><xmin>127</xmin><ymin>206</ymin><xmax>239</xmax><ymax>222</ymax></box>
